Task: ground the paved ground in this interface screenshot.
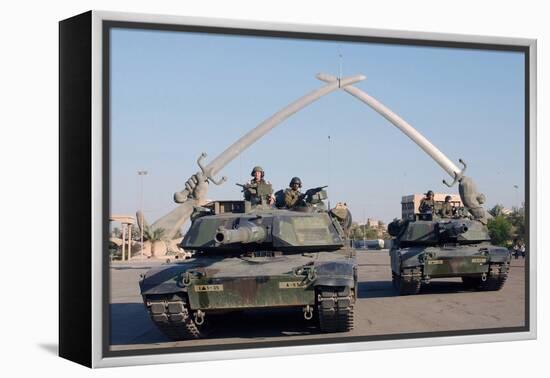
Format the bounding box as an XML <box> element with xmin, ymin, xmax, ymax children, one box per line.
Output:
<box><xmin>109</xmin><ymin>251</ymin><xmax>526</xmax><ymax>351</ymax></box>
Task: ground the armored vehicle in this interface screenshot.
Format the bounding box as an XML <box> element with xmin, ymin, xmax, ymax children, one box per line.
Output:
<box><xmin>139</xmin><ymin>188</ymin><xmax>357</xmax><ymax>340</ymax></box>
<box><xmin>388</xmin><ymin>212</ymin><xmax>511</xmax><ymax>295</ymax></box>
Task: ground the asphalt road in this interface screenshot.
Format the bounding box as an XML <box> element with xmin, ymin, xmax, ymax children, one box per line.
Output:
<box><xmin>109</xmin><ymin>251</ymin><xmax>526</xmax><ymax>352</ymax></box>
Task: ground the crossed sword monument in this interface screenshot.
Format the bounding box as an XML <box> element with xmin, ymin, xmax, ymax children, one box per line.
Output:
<box><xmin>147</xmin><ymin>73</ymin><xmax>490</xmax><ymax>240</ymax></box>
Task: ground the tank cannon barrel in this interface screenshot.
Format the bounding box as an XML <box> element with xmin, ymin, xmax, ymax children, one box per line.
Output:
<box><xmin>442</xmin><ymin>222</ymin><xmax>468</xmax><ymax>237</ymax></box>
<box><xmin>215</xmin><ymin>225</ymin><xmax>267</xmax><ymax>244</ymax></box>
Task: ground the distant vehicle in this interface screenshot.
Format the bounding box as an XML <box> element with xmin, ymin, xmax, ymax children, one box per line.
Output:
<box><xmin>353</xmin><ymin>239</ymin><xmax>385</xmax><ymax>250</ymax></box>
<box><xmin>388</xmin><ymin>212</ymin><xmax>511</xmax><ymax>295</ymax></box>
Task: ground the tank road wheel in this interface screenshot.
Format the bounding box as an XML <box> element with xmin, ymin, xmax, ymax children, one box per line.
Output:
<box><xmin>461</xmin><ymin>263</ymin><xmax>509</xmax><ymax>291</ymax></box>
<box><xmin>145</xmin><ymin>293</ymin><xmax>209</xmax><ymax>340</ymax></box>
<box><xmin>316</xmin><ymin>286</ymin><xmax>354</xmax><ymax>333</ymax></box>
<box><xmin>392</xmin><ymin>268</ymin><xmax>421</xmax><ymax>295</ymax></box>
<box><xmin>478</xmin><ymin>263</ymin><xmax>509</xmax><ymax>291</ymax></box>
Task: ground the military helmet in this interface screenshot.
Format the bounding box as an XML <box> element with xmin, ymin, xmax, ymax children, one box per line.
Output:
<box><xmin>250</xmin><ymin>166</ymin><xmax>264</xmax><ymax>177</ymax></box>
<box><xmin>425</xmin><ymin>190</ymin><xmax>434</xmax><ymax>197</ymax></box>
<box><xmin>289</xmin><ymin>177</ymin><xmax>302</xmax><ymax>188</ymax></box>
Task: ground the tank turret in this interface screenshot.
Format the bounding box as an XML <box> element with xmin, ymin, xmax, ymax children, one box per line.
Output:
<box><xmin>181</xmin><ymin>208</ymin><xmax>345</xmax><ymax>252</ymax></box>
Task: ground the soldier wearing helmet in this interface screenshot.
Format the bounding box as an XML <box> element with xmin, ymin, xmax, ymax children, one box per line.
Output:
<box><xmin>284</xmin><ymin>177</ymin><xmax>305</xmax><ymax>208</ymax></box>
<box><xmin>243</xmin><ymin>166</ymin><xmax>274</xmax><ymax>206</ymax></box>
<box><xmin>419</xmin><ymin>190</ymin><xmax>435</xmax><ymax>214</ymax></box>
<box><xmin>440</xmin><ymin>195</ymin><xmax>455</xmax><ymax>218</ymax></box>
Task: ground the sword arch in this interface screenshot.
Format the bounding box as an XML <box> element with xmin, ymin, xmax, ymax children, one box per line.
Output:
<box><xmin>152</xmin><ymin>72</ymin><xmax>489</xmax><ymax>239</ymax></box>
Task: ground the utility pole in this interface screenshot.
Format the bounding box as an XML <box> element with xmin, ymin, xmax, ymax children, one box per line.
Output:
<box><xmin>327</xmin><ymin>134</ymin><xmax>331</xmax><ymax>210</ymax></box>
<box><xmin>138</xmin><ymin>170</ymin><xmax>148</xmax><ymax>259</ymax></box>
<box><xmin>363</xmin><ymin>207</ymin><xmax>367</xmax><ymax>249</ymax></box>
<box><xmin>513</xmin><ymin>184</ymin><xmax>519</xmax><ymax>210</ymax></box>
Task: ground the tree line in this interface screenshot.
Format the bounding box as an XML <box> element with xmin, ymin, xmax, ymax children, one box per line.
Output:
<box><xmin>487</xmin><ymin>204</ymin><xmax>526</xmax><ymax>247</ymax></box>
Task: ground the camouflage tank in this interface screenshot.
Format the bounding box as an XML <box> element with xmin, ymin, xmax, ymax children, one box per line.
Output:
<box><xmin>139</xmin><ymin>186</ymin><xmax>357</xmax><ymax>339</ymax></box>
<box><xmin>388</xmin><ymin>212</ymin><xmax>511</xmax><ymax>295</ymax></box>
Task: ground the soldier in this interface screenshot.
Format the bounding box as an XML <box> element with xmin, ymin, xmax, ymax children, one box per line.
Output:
<box><xmin>512</xmin><ymin>238</ymin><xmax>520</xmax><ymax>259</ymax></box>
<box><xmin>284</xmin><ymin>177</ymin><xmax>305</xmax><ymax>208</ymax></box>
<box><xmin>440</xmin><ymin>195</ymin><xmax>454</xmax><ymax>218</ymax></box>
<box><xmin>520</xmin><ymin>241</ymin><xmax>526</xmax><ymax>259</ymax></box>
<box><xmin>419</xmin><ymin>190</ymin><xmax>435</xmax><ymax>214</ymax></box>
<box><xmin>243</xmin><ymin>166</ymin><xmax>274</xmax><ymax>206</ymax></box>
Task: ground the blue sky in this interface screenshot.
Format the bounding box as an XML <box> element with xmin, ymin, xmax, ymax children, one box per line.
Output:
<box><xmin>110</xmin><ymin>28</ymin><xmax>525</xmax><ymax>225</ymax></box>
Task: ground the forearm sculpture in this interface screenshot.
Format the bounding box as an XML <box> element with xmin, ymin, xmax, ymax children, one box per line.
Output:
<box><xmin>151</xmin><ymin>74</ymin><xmax>366</xmax><ymax>239</ymax></box>
<box><xmin>316</xmin><ymin>73</ymin><xmax>490</xmax><ymax>223</ymax></box>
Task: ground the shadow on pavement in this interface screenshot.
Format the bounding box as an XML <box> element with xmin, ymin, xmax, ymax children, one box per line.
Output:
<box><xmin>357</xmin><ymin>281</ymin><xmax>396</xmax><ymax>299</ymax></box>
<box><xmin>110</xmin><ymin>266</ymin><xmax>155</xmax><ymax>271</ymax></box>
<box><xmin>110</xmin><ymin>303</ymin><xmax>167</xmax><ymax>345</ymax></box>
<box><xmin>419</xmin><ymin>280</ymin><xmax>469</xmax><ymax>294</ymax></box>
<box><xmin>358</xmin><ymin>279</ymin><xmax>477</xmax><ymax>299</ymax></box>
<box><xmin>110</xmin><ymin>303</ymin><xmax>319</xmax><ymax>345</ymax></box>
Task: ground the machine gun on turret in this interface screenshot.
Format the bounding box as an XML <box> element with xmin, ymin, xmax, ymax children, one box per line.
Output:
<box><xmin>299</xmin><ymin>185</ymin><xmax>328</xmax><ymax>204</ymax></box>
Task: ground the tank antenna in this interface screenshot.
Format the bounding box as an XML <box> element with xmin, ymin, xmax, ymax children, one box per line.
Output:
<box><xmin>338</xmin><ymin>45</ymin><xmax>343</xmax><ymax>87</ymax></box>
<box><xmin>329</xmin><ymin>44</ymin><xmax>342</xmax><ymax>209</ymax></box>
<box><xmin>327</xmin><ymin>134</ymin><xmax>331</xmax><ymax>210</ymax></box>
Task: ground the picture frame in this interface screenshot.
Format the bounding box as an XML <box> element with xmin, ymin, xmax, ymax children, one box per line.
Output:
<box><xmin>59</xmin><ymin>10</ymin><xmax>537</xmax><ymax>368</ymax></box>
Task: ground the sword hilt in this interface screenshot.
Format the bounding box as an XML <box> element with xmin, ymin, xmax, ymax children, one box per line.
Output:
<box><xmin>173</xmin><ymin>152</ymin><xmax>227</xmax><ymax>203</ymax></box>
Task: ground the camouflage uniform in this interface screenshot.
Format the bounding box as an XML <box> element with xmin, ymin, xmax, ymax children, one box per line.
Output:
<box><xmin>283</xmin><ymin>187</ymin><xmax>303</xmax><ymax>208</ymax></box>
<box><xmin>244</xmin><ymin>178</ymin><xmax>273</xmax><ymax>206</ymax></box>
<box><xmin>440</xmin><ymin>201</ymin><xmax>454</xmax><ymax>218</ymax></box>
<box><xmin>243</xmin><ymin>166</ymin><xmax>274</xmax><ymax>206</ymax></box>
<box><xmin>419</xmin><ymin>198</ymin><xmax>435</xmax><ymax>214</ymax></box>
<box><xmin>283</xmin><ymin>177</ymin><xmax>305</xmax><ymax>208</ymax></box>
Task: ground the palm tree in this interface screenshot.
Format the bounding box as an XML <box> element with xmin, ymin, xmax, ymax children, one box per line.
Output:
<box><xmin>143</xmin><ymin>225</ymin><xmax>166</xmax><ymax>258</ymax></box>
<box><xmin>489</xmin><ymin>204</ymin><xmax>504</xmax><ymax>217</ymax></box>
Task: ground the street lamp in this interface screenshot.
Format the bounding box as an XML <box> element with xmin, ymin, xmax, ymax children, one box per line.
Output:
<box><xmin>513</xmin><ymin>185</ymin><xmax>519</xmax><ymax>210</ymax></box>
<box><xmin>138</xmin><ymin>170</ymin><xmax>148</xmax><ymax>259</ymax></box>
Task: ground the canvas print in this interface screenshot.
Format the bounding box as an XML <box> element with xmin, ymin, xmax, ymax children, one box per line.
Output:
<box><xmin>106</xmin><ymin>24</ymin><xmax>527</xmax><ymax>355</ymax></box>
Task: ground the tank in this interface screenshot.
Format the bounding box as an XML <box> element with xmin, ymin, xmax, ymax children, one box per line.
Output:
<box><xmin>388</xmin><ymin>212</ymin><xmax>511</xmax><ymax>295</ymax></box>
<box><xmin>139</xmin><ymin>189</ymin><xmax>357</xmax><ymax>340</ymax></box>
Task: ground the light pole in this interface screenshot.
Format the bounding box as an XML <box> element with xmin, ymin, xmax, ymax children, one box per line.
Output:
<box><xmin>138</xmin><ymin>170</ymin><xmax>148</xmax><ymax>259</ymax></box>
<box><xmin>513</xmin><ymin>185</ymin><xmax>519</xmax><ymax>210</ymax></box>
<box><xmin>363</xmin><ymin>207</ymin><xmax>366</xmax><ymax>249</ymax></box>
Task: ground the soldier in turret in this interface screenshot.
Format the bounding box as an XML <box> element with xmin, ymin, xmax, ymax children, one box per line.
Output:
<box><xmin>284</xmin><ymin>177</ymin><xmax>305</xmax><ymax>208</ymax></box>
<box><xmin>419</xmin><ymin>190</ymin><xmax>435</xmax><ymax>214</ymax></box>
<box><xmin>242</xmin><ymin>166</ymin><xmax>274</xmax><ymax>206</ymax></box>
<box><xmin>440</xmin><ymin>195</ymin><xmax>455</xmax><ymax>218</ymax></box>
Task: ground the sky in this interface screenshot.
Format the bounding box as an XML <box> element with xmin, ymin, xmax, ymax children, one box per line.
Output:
<box><xmin>110</xmin><ymin>27</ymin><xmax>525</xmax><ymax>226</ymax></box>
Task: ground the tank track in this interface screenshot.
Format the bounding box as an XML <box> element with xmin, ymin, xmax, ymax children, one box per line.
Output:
<box><xmin>462</xmin><ymin>262</ymin><xmax>509</xmax><ymax>291</ymax></box>
<box><xmin>144</xmin><ymin>293</ymin><xmax>206</xmax><ymax>340</ymax></box>
<box><xmin>392</xmin><ymin>267</ymin><xmax>422</xmax><ymax>295</ymax></box>
<box><xmin>316</xmin><ymin>286</ymin><xmax>354</xmax><ymax>333</ymax></box>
